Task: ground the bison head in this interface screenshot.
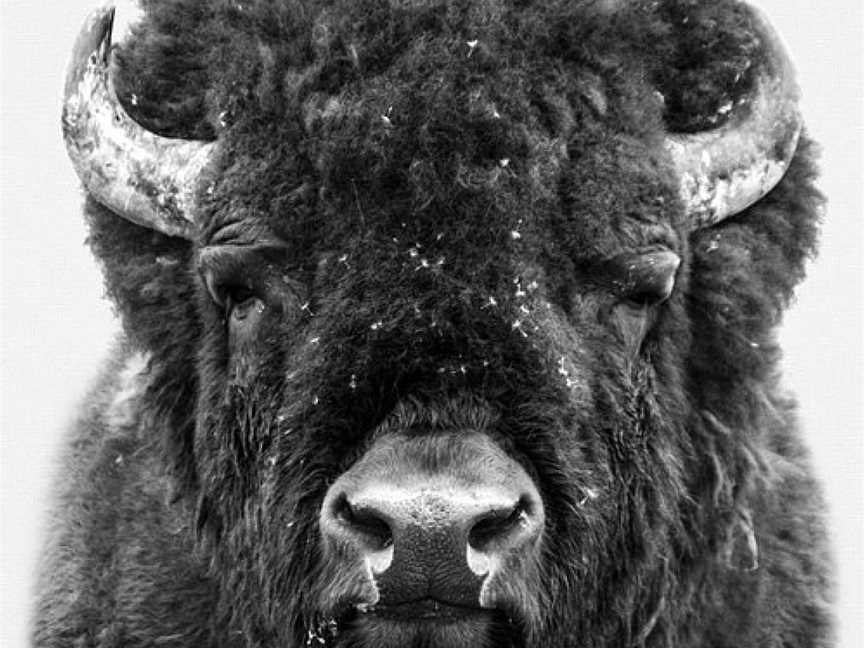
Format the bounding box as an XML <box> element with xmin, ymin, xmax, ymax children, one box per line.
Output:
<box><xmin>62</xmin><ymin>0</ymin><xmax>820</xmax><ymax>646</ymax></box>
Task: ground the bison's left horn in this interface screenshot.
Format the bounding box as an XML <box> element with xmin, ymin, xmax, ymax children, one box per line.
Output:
<box><xmin>62</xmin><ymin>5</ymin><xmax>214</xmax><ymax>239</ymax></box>
<box><xmin>665</xmin><ymin>6</ymin><xmax>802</xmax><ymax>229</ymax></box>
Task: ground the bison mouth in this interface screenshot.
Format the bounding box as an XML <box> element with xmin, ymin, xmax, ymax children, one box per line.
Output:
<box><xmin>369</xmin><ymin>597</ymin><xmax>494</xmax><ymax>620</ymax></box>
<box><xmin>324</xmin><ymin>600</ymin><xmax>525</xmax><ymax>648</ymax></box>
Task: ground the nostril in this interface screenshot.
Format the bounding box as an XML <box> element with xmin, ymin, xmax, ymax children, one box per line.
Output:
<box><xmin>468</xmin><ymin>496</ymin><xmax>531</xmax><ymax>550</ymax></box>
<box><xmin>334</xmin><ymin>493</ymin><xmax>393</xmax><ymax>550</ymax></box>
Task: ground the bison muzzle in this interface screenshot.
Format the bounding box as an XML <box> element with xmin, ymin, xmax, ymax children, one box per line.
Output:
<box><xmin>319</xmin><ymin>426</ymin><xmax>544</xmax><ymax>644</ymax></box>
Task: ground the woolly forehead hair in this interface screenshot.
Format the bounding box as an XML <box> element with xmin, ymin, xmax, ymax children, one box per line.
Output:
<box><xmin>116</xmin><ymin>0</ymin><xmax>691</xmax><ymax>263</ymax></box>
<box><xmin>119</xmin><ymin>0</ymin><xmax>670</xmax><ymax>162</ymax></box>
<box><xmin>229</xmin><ymin>0</ymin><xmax>638</xmax><ymax>119</ymax></box>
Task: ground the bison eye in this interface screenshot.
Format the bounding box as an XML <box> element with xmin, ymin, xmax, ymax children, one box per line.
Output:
<box><xmin>198</xmin><ymin>244</ymin><xmax>294</xmax><ymax>319</ymax></box>
<box><xmin>225</xmin><ymin>287</ymin><xmax>261</xmax><ymax>320</ymax></box>
<box><xmin>202</xmin><ymin>269</ymin><xmax>257</xmax><ymax>312</ymax></box>
<box><xmin>618</xmin><ymin>250</ymin><xmax>681</xmax><ymax>307</ymax></box>
<box><xmin>205</xmin><ymin>276</ymin><xmax>266</xmax><ymax>327</ymax></box>
<box><xmin>608</xmin><ymin>250</ymin><xmax>680</xmax><ymax>350</ymax></box>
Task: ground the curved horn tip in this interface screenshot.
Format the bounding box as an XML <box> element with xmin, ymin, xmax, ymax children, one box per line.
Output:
<box><xmin>65</xmin><ymin>7</ymin><xmax>115</xmax><ymax>97</ymax></box>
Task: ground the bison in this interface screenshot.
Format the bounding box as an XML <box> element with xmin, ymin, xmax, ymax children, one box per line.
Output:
<box><xmin>35</xmin><ymin>0</ymin><xmax>833</xmax><ymax>646</ymax></box>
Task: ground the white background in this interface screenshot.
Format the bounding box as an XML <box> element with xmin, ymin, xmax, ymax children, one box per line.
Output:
<box><xmin>1</xmin><ymin>1</ymin><xmax>861</xmax><ymax>646</ymax></box>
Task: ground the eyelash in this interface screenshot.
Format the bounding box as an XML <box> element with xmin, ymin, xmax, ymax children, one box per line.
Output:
<box><xmin>612</xmin><ymin>250</ymin><xmax>681</xmax><ymax>306</ymax></box>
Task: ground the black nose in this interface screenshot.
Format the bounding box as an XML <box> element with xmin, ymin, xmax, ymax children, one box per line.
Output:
<box><xmin>319</xmin><ymin>433</ymin><xmax>544</xmax><ymax>608</ymax></box>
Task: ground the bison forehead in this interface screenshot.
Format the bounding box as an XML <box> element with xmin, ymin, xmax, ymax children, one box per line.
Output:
<box><xmin>200</xmin><ymin>123</ymin><xmax>682</xmax><ymax>280</ymax></box>
<box><xmin>188</xmin><ymin>0</ymin><xmax>682</xmax><ymax>259</ymax></box>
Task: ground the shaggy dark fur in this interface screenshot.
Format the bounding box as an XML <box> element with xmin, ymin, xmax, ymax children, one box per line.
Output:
<box><xmin>34</xmin><ymin>0</ymin><xmax>833</xmax><ymax>646</ymax></box>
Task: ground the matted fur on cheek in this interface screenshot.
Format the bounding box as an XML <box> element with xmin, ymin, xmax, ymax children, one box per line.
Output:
<box><xmin>225</xmin><ymin>291</ymin><xmax>305</xmax><ymax>386</ymax></box>
<box><xmin>193</xmin><ymin>306</ymin><xmax>301</xmax><ymax>513</ymax></box>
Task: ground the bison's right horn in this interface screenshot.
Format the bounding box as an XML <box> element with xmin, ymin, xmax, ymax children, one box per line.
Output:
<box><xmin>665</xmin><ymin>6</ymin><xmax>802</xmax><ymax>229</ymax></box>
<box><xmin>62</xmin><ymin>5</ymin><xmax>214</xmax><ymax>239</ymax></box>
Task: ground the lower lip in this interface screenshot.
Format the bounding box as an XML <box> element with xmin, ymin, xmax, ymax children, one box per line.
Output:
<box><xmin>364</xmin><ymin>599</ymin><xmax>490</xmax><ymax>621</ymax></box>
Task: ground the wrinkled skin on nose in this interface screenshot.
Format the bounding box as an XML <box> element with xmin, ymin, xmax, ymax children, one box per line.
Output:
<box><xmin>319</xmin><ymin>430</ymin><xmax>545</xmax><ymax>624</ymax></box>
